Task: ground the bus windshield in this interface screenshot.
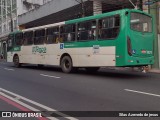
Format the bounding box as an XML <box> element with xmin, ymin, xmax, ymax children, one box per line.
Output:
<box><xmin>130</xmin><ymin>12</ymin><xmax>152</xmax><ymax>32</ymax></box>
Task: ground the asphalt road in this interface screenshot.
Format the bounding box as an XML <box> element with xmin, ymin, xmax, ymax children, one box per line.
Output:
<box><xmin>0</xmin><ymin>62</ymin><xmax>160</xmax><ymax>120</ymax></box>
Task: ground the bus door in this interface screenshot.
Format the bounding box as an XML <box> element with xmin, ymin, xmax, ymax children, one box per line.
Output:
<box><xmin>7</xmin><ymin>34</ymin><xmax>14</xmax><ymax>62</ymax></box>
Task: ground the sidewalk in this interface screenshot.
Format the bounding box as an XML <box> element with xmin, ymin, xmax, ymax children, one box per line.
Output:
<box><xmin>106</xmin><ymin>67</ymin><xmax>160</xmax><ymax>74</ymax></box>
<box><xmin>149</xmin><ymin>69</ymin><xmax>160</xmax><ymax>74</ymax></box>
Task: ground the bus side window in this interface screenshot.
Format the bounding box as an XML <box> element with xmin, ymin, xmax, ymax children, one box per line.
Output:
<box><xmin>15</xmin><ymin>33</ymin><xmax>23</xmax><ymax>46</ymax></box>
<box><xmin>46</xmin><ymin>27</ymin><xmax>59</xmax><ymax>44</ymax></box>
<box><xmin>98</xmin><ymin>15</ymin><xmax>120</xmax><ymax>40</ymax></box>
<box><xmin>60</xmin><ymin>24</ymin><xmax>75</xmax><ymax>42</ymax></box>
<box><xmin>34</xmin><ymin>29</ymin><xmax>45</xmax><ymax>45</ymax></box>
<box><xmin>23</xmin><ymin>31</ymin><xmax>34</xmax><ymax>45</ymax></box>
<box><xmin>77</xmin><ymin>20</ymin><xmax>96</xmax><ymax>41</ymax></box>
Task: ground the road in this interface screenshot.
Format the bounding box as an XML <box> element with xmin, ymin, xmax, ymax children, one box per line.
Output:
<box><xmin>0</xmin><ymin>62</ymin><xmax>160</xmax><ymax>120</ymax></box>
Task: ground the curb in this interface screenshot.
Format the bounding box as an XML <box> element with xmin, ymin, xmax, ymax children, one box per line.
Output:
<box><xmin>148</xmin><ymin>69</ymin><xmax>160</xmax><ymax>74</ymax></box>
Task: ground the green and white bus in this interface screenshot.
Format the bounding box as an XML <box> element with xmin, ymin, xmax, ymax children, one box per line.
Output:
<box><xmin>7</xmin><ymin>9</ymin><xmax>154</xmax><ymax>73</ymax></box>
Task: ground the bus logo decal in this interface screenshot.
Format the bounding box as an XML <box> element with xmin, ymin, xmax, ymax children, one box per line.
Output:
<box><xmin>60</xmin><ymin>43</ymin><xmax>64</xmax><ymax>49</ymax></box>
<box><xmin>132</xmin><ymin>49</ymin><xmax>136</xmax><ymax>54</ymax></box>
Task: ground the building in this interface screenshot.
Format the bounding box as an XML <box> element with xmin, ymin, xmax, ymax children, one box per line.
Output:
<box><xmin>18</xmin><ymin>0</ymin><xmax>137</xmax><ymax>29</ymax></box>
<box><xmin>0</xmin><ymin>0</ymin><xmax>52</xmax><ymax>36</ymax></box>
<box><xmin>0</xmin><ymin>0</ymin><xmax>52</xmax><ymax>59</ymax></box>
<box><xmin>143</xmin><ymin>0</ymin><xmax>160</xmax><ymax>68</ymax></box>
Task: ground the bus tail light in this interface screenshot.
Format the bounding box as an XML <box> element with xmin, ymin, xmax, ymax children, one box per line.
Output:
<box><xmin>127</xmin><ymin>36</ymin><xmax>132</xmax><ymax>56</ymax></box>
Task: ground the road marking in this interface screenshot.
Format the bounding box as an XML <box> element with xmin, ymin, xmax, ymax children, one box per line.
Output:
<box><xmin>0</xmin><ymin>88</ymin><xmax>78</xmax><ymax>120</ymax></box>
<box><xmin>0</xmin><ymin>94</ymin><xmax>48</xmax><ymax>120</ymax></box>
<box><xmin>125</xmin><ymin>89</ymin><xmax>160</xmax><ymax>97</ymax></box>
<box><xmin>4</xmin><ymin>68</ymin><xmax>15</xmax><ymax>71</ymax></box>
<box><xmin>40</xmin><ymin>74</ymin><xmax>60</xmax><ymax>79</ymax></box>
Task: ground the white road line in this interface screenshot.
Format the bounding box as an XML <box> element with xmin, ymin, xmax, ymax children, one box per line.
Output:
<box><xmin>40</xmin><ymin>74</ymin><xmax>60</xmax><ymax>79</ymax></box>
<box><xmin>125</xmin><ymin>89</ymin><xmax>160</xmax><ymax>97</ymax></box>
<box><xmin>0</xmin><ymin>88</ymin><xmax>78</xmax><ymax>120</ymax></box>
<box><xmin>0</xmin><ymin>92</ymin><xmax>58</xmax><ymax>120</ymax></box>
<box><xmin>4</xmin><ymin>68</ymin><xmax>15</xmax><ymax>71</ymax></box>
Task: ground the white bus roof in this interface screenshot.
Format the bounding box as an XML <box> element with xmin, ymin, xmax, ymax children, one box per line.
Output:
<box><xmin>22</xmin><ymin>21</ymin><xmax>65</xmax><ymax>32</ymax></box>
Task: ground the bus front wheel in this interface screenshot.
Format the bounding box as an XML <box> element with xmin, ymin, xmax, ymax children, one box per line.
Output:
<box><xmin>13</xmin><ymin>55</ymin><xmax>21</xmax><ymax>68</ymax></box>
<box><xmin>61</xmin><ymin>56</ymin><xmax>74</xmax><ymax>73</ymax></box>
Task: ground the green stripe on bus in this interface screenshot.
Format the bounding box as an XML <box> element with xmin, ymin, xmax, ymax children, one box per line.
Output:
<box><xmin>64</xmin><ymin>40</ymin><xmax>116</xmax><ymax>48</ymax></box>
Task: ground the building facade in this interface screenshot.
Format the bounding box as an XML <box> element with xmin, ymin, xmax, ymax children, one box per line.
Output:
<box><xmin>143</xmin><ymin>0</ymin><xmax>160</xmax><ymax>68</ymax></box>
<box><xmin>0</xmin><ymin>0</ymin><xmax>52</xmax><ymax>36</ymax></box>
<box><xmin>0</xmin><ymin>0</ymin><xmax>52</xmax><ymax>59</ymax></box>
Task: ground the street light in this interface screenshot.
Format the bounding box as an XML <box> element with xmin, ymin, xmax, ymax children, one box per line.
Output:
<box><xmin>0</xmin><ymin>5</ymin><xmax>13</xmax><ymax>32</ymax></box>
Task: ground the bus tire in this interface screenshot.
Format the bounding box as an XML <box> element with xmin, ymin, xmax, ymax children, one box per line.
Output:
<box><xmin>61</xmin><ymin>56</ymin><xmax>74</xmax><ymax>73</ymax></box>
<box><xmin>13</xmin><ymin>55</ymin><xmax>21</xmax><ymax>68</ymax></box>
<box><xmin>85</xmin><ymin>67</ymin><xmax>100</xmax><ymax>73</ymax></box>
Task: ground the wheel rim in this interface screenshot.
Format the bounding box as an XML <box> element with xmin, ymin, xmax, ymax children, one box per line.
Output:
<box><xmin>64</xmin><ymin>59</ymin><xmax>70</xmax><ymax>69</ymax></box>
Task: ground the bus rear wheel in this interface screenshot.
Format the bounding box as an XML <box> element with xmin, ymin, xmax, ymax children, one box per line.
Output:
<box><xmin>61</xmin><ymin>56</ymin><xmax>74</xmax><ymax>73</ymax></box>
<box><xmin>13</xmin><ymin>55</ymin><xmax>21</xmax><ymax>68</ymax></box>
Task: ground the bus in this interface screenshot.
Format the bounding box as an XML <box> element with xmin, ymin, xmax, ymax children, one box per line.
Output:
<box><xmin>7</xmin><ymin>9</ymin><xmax>154</xmax><ymax>73</ymax></box>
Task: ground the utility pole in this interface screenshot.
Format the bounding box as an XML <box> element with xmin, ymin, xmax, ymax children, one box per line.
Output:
<box><xmin>80</xmin><ymin>0</ymin><xmax>85</xmax><ymax>17</ymax></box>
<box><xmin>0</xmin><ymin>4</ymin><xmax>13</xmax><ymax>32</ymax></box>
<box><xmin>9</xmin><ymin>4</ymin><xmax>13</xmax><ymax>32</ymax></box>
<box><xmin>75</xmin><ymin>0</ymin><xmax>85</xmax><ymax>17</ymax></box>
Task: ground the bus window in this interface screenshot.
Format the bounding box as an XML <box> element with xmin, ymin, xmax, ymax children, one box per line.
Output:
<box><xmin>60</xmin><ymin>24</ymin><xmax>76</xmax><ymax>42</ymax></box>
<box><xmin>46</xmin><ymin>27</ymin><xmax>59</xmax><ymax>44</ymax></box>
<box><xmin>23</xmin><ymin>31</ymin><xmax>33</xmax><ymax>45</ymax></box>
<box><xmin>98</xmin><ymin>15</ymin><xmax>120</xmax><ymax>40</ymax></box>
<box><xmin>130</xmin><ymin>13</ymin><xmax>152</xmax><ymax>32</ymax></box>
<box><xmin>15</xmin><ymin>33</ymin><xmax>23</xmax><ymax>46</ymax></box>
<box><xmin>34</xmin><ymin>29</ymin><xmax>45</xmax><ymax>45</ymax></box>
<box><xmin>7</xmin><ymin>34</ymin><xmax>14</xmax><ymax>51</ymax></box>
<box><xmin>77</xmin><ymin>21</ymin><xmax>96</xmax><ymax>41</ymax></box>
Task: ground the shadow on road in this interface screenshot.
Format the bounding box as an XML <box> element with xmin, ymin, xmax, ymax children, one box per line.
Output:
<box><xmin>10</xmin><ymin>64</ymin><xmax>151</xmax><ymax>80</ymax></box>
